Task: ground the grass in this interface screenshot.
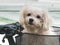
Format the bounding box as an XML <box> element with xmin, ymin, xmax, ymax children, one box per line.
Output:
<box><xmin>0</xmin><ymin>17</ymin><xmax>17</xmax><ymax>23</ymax></box>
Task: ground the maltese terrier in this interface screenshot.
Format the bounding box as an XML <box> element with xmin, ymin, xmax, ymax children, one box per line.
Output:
<box><xmin>19</xmin><ymin>6</ymin><xmax>59</xmax><ymax>45</ymax></box>
<box><xmin>19</xmin><ymin>6</ymin><xmax>56</xmax><ymax>35</ymax></box>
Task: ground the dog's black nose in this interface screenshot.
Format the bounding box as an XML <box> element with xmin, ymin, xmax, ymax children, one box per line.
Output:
<box><xmin>29</xmin><ymin>18</ymin><xmax>33</xmax><ymax>22</ymax></box>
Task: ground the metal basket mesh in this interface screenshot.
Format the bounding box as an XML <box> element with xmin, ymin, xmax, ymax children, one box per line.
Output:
<box><xmin>16</xmin><ymin>33</ymin><xmax>60</xmax><ymax>45</ymax></box>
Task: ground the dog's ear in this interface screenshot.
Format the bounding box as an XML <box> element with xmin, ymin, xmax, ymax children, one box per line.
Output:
<box><xmin>19</xmin><ymin>7</ymin><xmax>27</xmax><ymax>26</ymax></box>
<box><xmin>19</xmin><ymin>15</ymin><xmax>24</xmax><ymax>26</ymax></box>
<box><xmin>42</xmin><ymin>10</ymin><xmax>52</xmax><ymax>30</ymax></box>
<box><xmin>19</xmin><ymin>8</ymin><xmax>25</xmax><ymax>26</ymax></box>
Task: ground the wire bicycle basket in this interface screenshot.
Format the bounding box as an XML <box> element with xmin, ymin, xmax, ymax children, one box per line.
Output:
<box><xmin>16</xmin><ymin>32</ymin><xmax>60</xmax><ymax>45</ymax></box>
<box><xmin>16</xmin><ymin>26</ymin><xmax>60</xmax><ymax>45</ymax></box>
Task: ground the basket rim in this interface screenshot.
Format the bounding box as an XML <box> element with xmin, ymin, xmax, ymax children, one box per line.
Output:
<box><xmin>19</xmin><ymin>32</ymin><xmax>60</xmax><ymax>37</ymax></box>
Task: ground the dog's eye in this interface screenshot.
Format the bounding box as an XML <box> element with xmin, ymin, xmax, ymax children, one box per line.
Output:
<box><xmin>36</xmin><ymin>15</ymin><xmax>41</xmax><ymax>19</ymax></box>
<box><xmin>27</xmin><ymin>13</ymin><xmax>31</xmax><ymax>16</ymax></box>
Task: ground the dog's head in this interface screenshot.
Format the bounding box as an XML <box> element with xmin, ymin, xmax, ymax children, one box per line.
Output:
<box><xmin>20</xmin><ymin>6</ymin><xmax>52</xmax><ymax>32</ymax></box>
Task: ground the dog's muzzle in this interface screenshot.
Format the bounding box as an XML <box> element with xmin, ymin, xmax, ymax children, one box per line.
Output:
<box><xmin>29</xmin><ymin>18</ymin><xmax>34</xmax><ymax>25</ymax></box>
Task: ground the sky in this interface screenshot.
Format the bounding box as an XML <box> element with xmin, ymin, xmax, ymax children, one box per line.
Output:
<box><xmin>0</xmin><ymin>0</ymin><xmax>60</xmax><ymax>5</ymax></box>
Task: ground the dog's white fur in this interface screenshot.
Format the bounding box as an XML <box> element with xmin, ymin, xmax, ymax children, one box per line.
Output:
<box><xmin>19</xmin><ymin>6</ymin><xmax>56</xmax><ymax>35</ymax></box>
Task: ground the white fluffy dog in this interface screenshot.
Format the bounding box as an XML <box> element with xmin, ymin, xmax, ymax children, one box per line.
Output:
<box><xmin>20</xmin><ymin>6</ymin><xmax>56</xmax><ymax>35</ymax></box>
